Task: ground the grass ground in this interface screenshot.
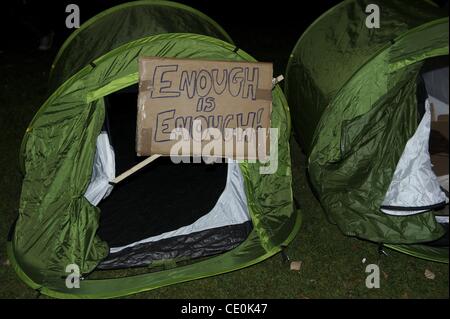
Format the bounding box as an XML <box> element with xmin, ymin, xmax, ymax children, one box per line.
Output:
<box><xmin>0</xmin><ymin>44</ymin><xmax>448</xmax><ymax>299</ymax></box>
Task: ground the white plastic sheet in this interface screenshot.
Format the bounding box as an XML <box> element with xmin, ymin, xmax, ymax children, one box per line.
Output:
<box><xmin>84</xmin><ymin>132</ymin><xmax>115</xmax><ymax>206</ymax></box>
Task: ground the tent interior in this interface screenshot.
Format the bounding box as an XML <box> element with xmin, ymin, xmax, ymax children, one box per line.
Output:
<box><xmin>381</xmin><ymin>55</ymin><xmax>449</xmax><ymax>247</ymax></box>
<box><xmin>84</xmin><ymin>85</ymin><xmax>253</xmax><ymax>269</ymax></box>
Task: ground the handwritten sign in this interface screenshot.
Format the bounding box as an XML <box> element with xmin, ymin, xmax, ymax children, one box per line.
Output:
<box><xmin>136</xmin><ymin>57</ymin><xmax>273</xmax><ymax>159</ymax></box>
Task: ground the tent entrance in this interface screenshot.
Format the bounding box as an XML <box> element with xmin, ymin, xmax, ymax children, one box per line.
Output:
<box><xmin>381</xmin><ymin>56</ymin><xmax>449</xmax><ymax>246</ymax></box>
<box><xmin>85</xmin><ymin>86</ymin><xmax>252</xmax><ymax>269</ymax></box>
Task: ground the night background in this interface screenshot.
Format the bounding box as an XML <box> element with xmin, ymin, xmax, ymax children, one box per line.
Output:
<box><xmin>0</xmin><ymin>0</ymin><xmax>448</xmax><ymax>299</ymax></box>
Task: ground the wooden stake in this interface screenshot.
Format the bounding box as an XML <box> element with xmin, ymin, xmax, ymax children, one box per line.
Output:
<box><xmin>110</xmin><ymin>154</ymin><xmax>162</xmax><ymax>184</ymax></box>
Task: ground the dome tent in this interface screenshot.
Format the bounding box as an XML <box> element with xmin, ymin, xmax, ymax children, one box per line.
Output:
<box><xmin>285</xmin><ymin>0</ymin><xmax>448</xmax><ymax>262</ymax></box>
<box><xmin>7</xmin><ymin>1</ymin><xmax>301</xmax><ymax>298</ymax></box>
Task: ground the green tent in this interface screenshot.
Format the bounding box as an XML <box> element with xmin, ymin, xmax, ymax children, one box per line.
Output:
<box><xmin>7</xmin><ymin>0</ymin><xmax>301</xmax><ymax>298</ymax></box>
<box><xmin>285</xmin><ymin>0</ymin><xmax>448</xmax><ymax>263</ymax></box>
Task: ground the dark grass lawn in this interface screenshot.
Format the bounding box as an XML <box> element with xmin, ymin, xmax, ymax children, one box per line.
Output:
<box><xmin>0</xmin><ymin>43</ymin><xmax>448</xmax><ymax>298</ymax></box>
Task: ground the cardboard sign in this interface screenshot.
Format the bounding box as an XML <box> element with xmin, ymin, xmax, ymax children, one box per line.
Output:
<box><xmin>136</xmin><ymin>57</ymin><xmax>273</xmax><ymax>159</ymax></box>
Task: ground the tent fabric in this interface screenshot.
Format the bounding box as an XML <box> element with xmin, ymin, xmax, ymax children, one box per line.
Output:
<box><xmin>286</xmin><ymin>0</ymin><xmax>448</xmax><ymax>154</ymax></box>
<box><xmin>49</xmin><ymin>0</ymin><xmax>233</xmax><ymax>90</ymax></box>
<box><xmin>8</xmin><ymin>1</ymin><xmax>301</xmax><ymax>298</ymax></box>
<box><xmin>98</xmin><ymin>221</ymin><xmax>253</xmax><ymax>269</ymax></box>
<box><xmin>285</xmin><ymin>0</ymin><xmax>448</xmax><ymax>262</ymax></box>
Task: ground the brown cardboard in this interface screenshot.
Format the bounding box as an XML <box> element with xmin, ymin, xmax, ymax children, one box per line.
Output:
<box><xmin>431</xmin><ymin>153</ymin><xmax>448</xmax><ymax>177</ymax></box>
<box><xmin>136</xmin><ymin>57</ymin><xmax>273</xmax><ymax>159</ymax></box>
<box><xmin>430</xmin><ymin>104</ymin><xmax>449</xmax><ymax>178</ymax></box>
<box><xmin>431</xmin><ymin>114</ymin><xmax>449</xmax><ymax>140</ymax></box>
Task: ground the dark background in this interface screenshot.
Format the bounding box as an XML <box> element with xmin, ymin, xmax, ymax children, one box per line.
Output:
<box><xmin>1</xmin><ymin>0</ymin><xmax>448</xmax><ymax>76</ymax></box>
<box><xmin>0</xmin><ymin>0</ymin><xmax>342</xmax><ymax>74</ymax></box>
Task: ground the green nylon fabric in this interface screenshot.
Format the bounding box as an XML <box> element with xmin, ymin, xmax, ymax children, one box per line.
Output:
<box><xmin>49</xmin><ymin>0</ymin><xmax>233</xmax><ymax>90</ymax></box>
<box><xmin>286</xmin><ymin>0</ymin><xmax>447</xmax><ymax>153</ymax></box>
<box><xmin>11</xmin><ymin>33</ymin><xmax>300</xmax><ymax>297</ymax></box>
<box><xmin>285</xmin><ymin>0</ymin><xmax>448</xmax><ymax>261</ymax></box>
<box><xmin>385</xmin><ymin>243</ymin><xmax>449</xmax><ymax>264</ymax></box>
